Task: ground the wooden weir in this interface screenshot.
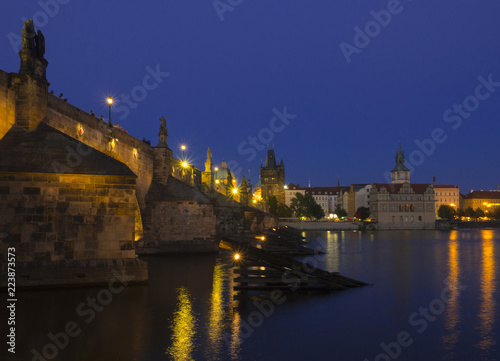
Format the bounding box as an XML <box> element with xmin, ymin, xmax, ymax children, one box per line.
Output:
<box><xmin>220</xmin><ymin>226</ymin><xmax>369</xmax><ymax>292</ymax></box>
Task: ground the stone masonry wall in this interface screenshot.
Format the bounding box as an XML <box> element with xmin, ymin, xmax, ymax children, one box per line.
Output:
<box><xmin>139</xmin><ymin>201</ymin><xmax>217</xmax><ymax>253</ymax></box>
<box><xmin>244</xmin><ymin>210</ymin><xmax>278</xmax><ymax>238</ymax></box>
<box><xmin>0</xmin><ymin>172</ymin><xmax>138</xmax><ymax>262</ymax></box>
<box><xmin>0</xmin><ymin>70</ymin><xmax>16</xmax><ymax>139</ymax></box>
<box><xmin>45</xmin><ymin>95</ymin><xmax>155</xmax><ymax>210</ymax></box>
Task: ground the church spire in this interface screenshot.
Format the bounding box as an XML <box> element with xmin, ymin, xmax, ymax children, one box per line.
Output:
<box><xmin>391</xmin><ymin>142</ymin><xmax>410</xmax><ymax>183</ymax></box>
<box><xmin>393</xmin><ymin>141</ymin><xmax>409</xmax><ymax>171</ymax></box>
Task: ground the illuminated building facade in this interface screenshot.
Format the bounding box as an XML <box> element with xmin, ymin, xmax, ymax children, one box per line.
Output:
<box><xmin>462</xmin><ymin>190</ymin><xmax>500</xmax><ymax>213</ymax></box>
<box><xmin>434</xmin><ymin>184</ymin><xmax>460</xmax><ymax>214</ymax></box>
<box><xmin>369</xmin><ymin>144</ymin><xmax>435</xmax><ymax>229</ymax></box>
<box><xmin>284</xmin><ymin>183</ymin><xmax>305</xmax><ymax>206</ymax></box>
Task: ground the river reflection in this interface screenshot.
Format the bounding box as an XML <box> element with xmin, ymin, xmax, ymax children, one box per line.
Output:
<box><xmin>166</xmin><ymin>287</ymin><xmax>197</xmax><ymax>360</ymax></box>
<box><xmin>443</xmin><ymin>230</ymin><xmax>461</xmax><ymax>357</ymax></box>
<box><xmin>478</xmin><ymin>230</ymin><xmax>496</xmax><ymax>352</ymax></box>
<box><xmin>7</xmin><ymin>230</ymin><xmax>500</xmax><ymax>361</ymax></box>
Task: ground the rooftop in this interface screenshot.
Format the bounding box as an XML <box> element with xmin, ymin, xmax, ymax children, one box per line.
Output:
<box><xmin>463</xmin><ymin>190</ymin><xmax>500</xmax><ymax>200</ymax></box>
<box><xmin>372</xmin><ymin>183</ymin><xmax>432</xmax><ymax>194</ymax></box>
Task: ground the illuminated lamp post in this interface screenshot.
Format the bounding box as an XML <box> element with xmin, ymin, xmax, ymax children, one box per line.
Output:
<box><xmin>107</xmin><ymin>97</ymin><xmax>113</xmax><ymax>126</ymax></box>
<box><xmin>181</xmin><ymin>145</ymin><xmax>186</xmax><ymax>160</ymax></box>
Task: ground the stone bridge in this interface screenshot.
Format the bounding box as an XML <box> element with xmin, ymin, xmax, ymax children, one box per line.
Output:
<box><xmin>0</xmin><ymin>21</ymin><xmax>277</xmax><ymax>288</ymax></box>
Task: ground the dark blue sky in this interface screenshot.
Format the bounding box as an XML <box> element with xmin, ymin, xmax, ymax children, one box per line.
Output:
<box><xmin>1</xmin><ymin>0</ymin><xmax>499</xmax><ymax>192</ymax></box>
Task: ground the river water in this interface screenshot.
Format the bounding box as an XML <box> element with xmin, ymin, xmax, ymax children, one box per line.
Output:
<box><xmin>5</xmin><ymin>229</ymin><xmax>500</xmax><ymax>361</ymax></box>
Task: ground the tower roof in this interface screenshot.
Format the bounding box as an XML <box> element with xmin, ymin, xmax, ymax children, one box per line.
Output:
<box><xmin>262</xmin><ymin>149</ymin><xmax>285</xmax><ymax>169</ymax></box>
<box><xmin>392</xmin><ymin>142</ymin><xmax>410</xmax><ymax>171</ymax></box>
<box><xmin>264</xmin><ymin>149</ymin><xmax>276</xmax><ymax>168</ymax></box>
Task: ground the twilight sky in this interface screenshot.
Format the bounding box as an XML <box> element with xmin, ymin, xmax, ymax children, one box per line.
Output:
<box><xmin>1</xmin><ymin>0</ymin><xmax>499</xmax><ymax>192</ymax></box>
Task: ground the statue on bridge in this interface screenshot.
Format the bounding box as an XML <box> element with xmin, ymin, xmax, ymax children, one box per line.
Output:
<box><xmin>20</xmin><ymin>19</ymin><xmax>48</xmax><ymax>80</ymax></box>
<box><xmin>159</xmin><ymin>116</ymin><xmax>167</xmax><ymax>132</ymax></box>
<box><xmin>157</xmin><ymin>116</ymin><xmax>168</xmax><ymax>147</ymax></box>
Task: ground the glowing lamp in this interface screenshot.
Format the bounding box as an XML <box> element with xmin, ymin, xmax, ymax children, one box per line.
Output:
<box><xmin>182</xmin><ymin>161</ymin><xmax>188</xmax><ymax>168</ymax></box>
<box><xmin>232</xmin><ymin>188</ymin><xmax>238</xmax><ymax>195</ymax></box>
<box><xmin>107</xmin><ymin>97</ymin><xmax>113</xmax><ymax>105</ymax></box>
<box><xmin>234</xmin><ymin>253</ymin><xmax>240</xmax><ymax>260</ymax></box>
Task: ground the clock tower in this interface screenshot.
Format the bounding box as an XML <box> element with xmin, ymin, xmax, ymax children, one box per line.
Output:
<box><xmin>391</xmin><ymin>142</ymin><xmax>410</xmax><ymax>184</ymax></box>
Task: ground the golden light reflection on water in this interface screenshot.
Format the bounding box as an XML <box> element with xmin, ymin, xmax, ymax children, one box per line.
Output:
<box><xmin>206</xmin><ymin>263</ymin><xmax>225</xmax><ymax>359</ymax></box>
<box><xmin>477</xmin><ymin>229</ymin><xmax>496</xmax><ymax>351</ymax></box>
<box><xmin>443</xmin><ymin>230</ymin><xmax>461</xmax><ymax>350</ymax></box>
<box><xmin>166</xmin><ymin>287</ymin><xmax>197</xmax><ymax>361</ymax></box>
<box><xmin>228</xmin><ymin>309</ymin><xmax>242</xmax><ymax>360</ymax></box>
<box><xmin>204</xmin><ymin>261</ymin><xmax>242</xmax><ymax>360</ymax></box>
<box><xmin>325</xmin><ymin>231</ymin><xmax>340</xmax><ymax>272</ymax></box>
<box><xmin>227</xmin><ymin>265</ymin><xmax>242</xmax><ymax>360</ymax></box>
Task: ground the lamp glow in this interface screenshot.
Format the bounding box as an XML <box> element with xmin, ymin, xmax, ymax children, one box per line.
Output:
<box><xmin>234</xmin><ymin>253</ymin><xmax>240</xmax><ymax>260</ymax></box>
<box><xmin>106</xmin><ymin>97</ymin><xmax>113</xmax><ymax>126</ymax></box>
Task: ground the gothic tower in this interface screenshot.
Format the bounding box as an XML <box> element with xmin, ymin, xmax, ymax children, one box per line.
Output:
<box><xmin>260</xmin><ymin>149</ymin><xmax>285</xmax><ymax>204</ymax></box>
<box><xmin>391</xmin><ymin>142</ymin><xmax>410</xmax><ymax>184</ymax></box>
<box><xmin>201</xmin><ymin>147</ymin><xmax>214</xmax><ymax>192</ymax></box>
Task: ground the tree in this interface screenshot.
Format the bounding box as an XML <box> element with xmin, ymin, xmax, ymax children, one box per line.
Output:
<box><xmin>475</xmin><ymin>208</ymin><xmax>485</xmax><ymax>218</ymax></box>
<box><xmin>290</xmin><ymin>193</ymin><xmax>308</xmax><ymax>218</ymax></box>
<box><xmin>276</xmin><ymin>203</ymin><xmax>294</xmax><ymax>218</ymax></box>
<box><xmin>492</xmin><ymin>207</ymin><xmax>500</xmax><ymax>220</ymax></box>
<box><xmin>355</xmin><ymin>206</ymin><xmax>370</xmax><ymax>220</ymax></box>
<box><xmin>456</xmin><ymin>208</ymin><xmax>465</xmax><ymax>219</ymax></box>
<box><xmin>437</xmin><ymin>205</ymin><xmax>455</xmax><ymax>220</ymax></box>
<box><xmin>310</xmin><ymin>200</ymin><xmax>325</xmax><ymax>220</ymax></box>
<box><xmin>290</xmin><ymin>193</ymin><xmax>325</xmax><ymax>220</ymax></box>
<box><xmin>334</xmin><ymin>204</ymin><xmax>347</xmax><ymax>219</ymax></box>
<box><xmin>268</xmin><ymin>195</ymin><xmax>278</xmax><ymax>215</ymax></box>
<box><xmin>465</xmin><ymin>206</ymin><xmax>476</xmax><ymax>219</ymax></box>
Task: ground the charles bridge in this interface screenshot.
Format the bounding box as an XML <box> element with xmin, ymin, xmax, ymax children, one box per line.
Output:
<box><xmin>0</xmin><ymin>21</ymin><xmax>276</xmax><ymax>288</ymax></box>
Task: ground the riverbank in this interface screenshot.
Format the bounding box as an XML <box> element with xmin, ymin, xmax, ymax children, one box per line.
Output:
<box><xmin>279</xmin><ymin>221</ymin><xmax>362</xmax><ymax>231</ymax></box>
<box><xmin>282</xmin><ymin>219</ymin><xmax>500</xmax><ymax>231</ymax></box>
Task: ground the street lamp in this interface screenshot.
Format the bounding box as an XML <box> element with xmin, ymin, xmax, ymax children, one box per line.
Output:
<box><xmin>181</xmin><ymin>144</ymin><xmax>186</xmax><ymax>160</ymax></box>
<box><xmin>107</xmin><ymin>97</ymin><xmax>113</xmax><ymax>126</ymax></box>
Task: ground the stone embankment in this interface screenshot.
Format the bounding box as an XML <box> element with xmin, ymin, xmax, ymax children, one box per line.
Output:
<box><xmin>279</xmin><ymin>221</ymin><xmax>361</xmax><ymax>231</ymax></box>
